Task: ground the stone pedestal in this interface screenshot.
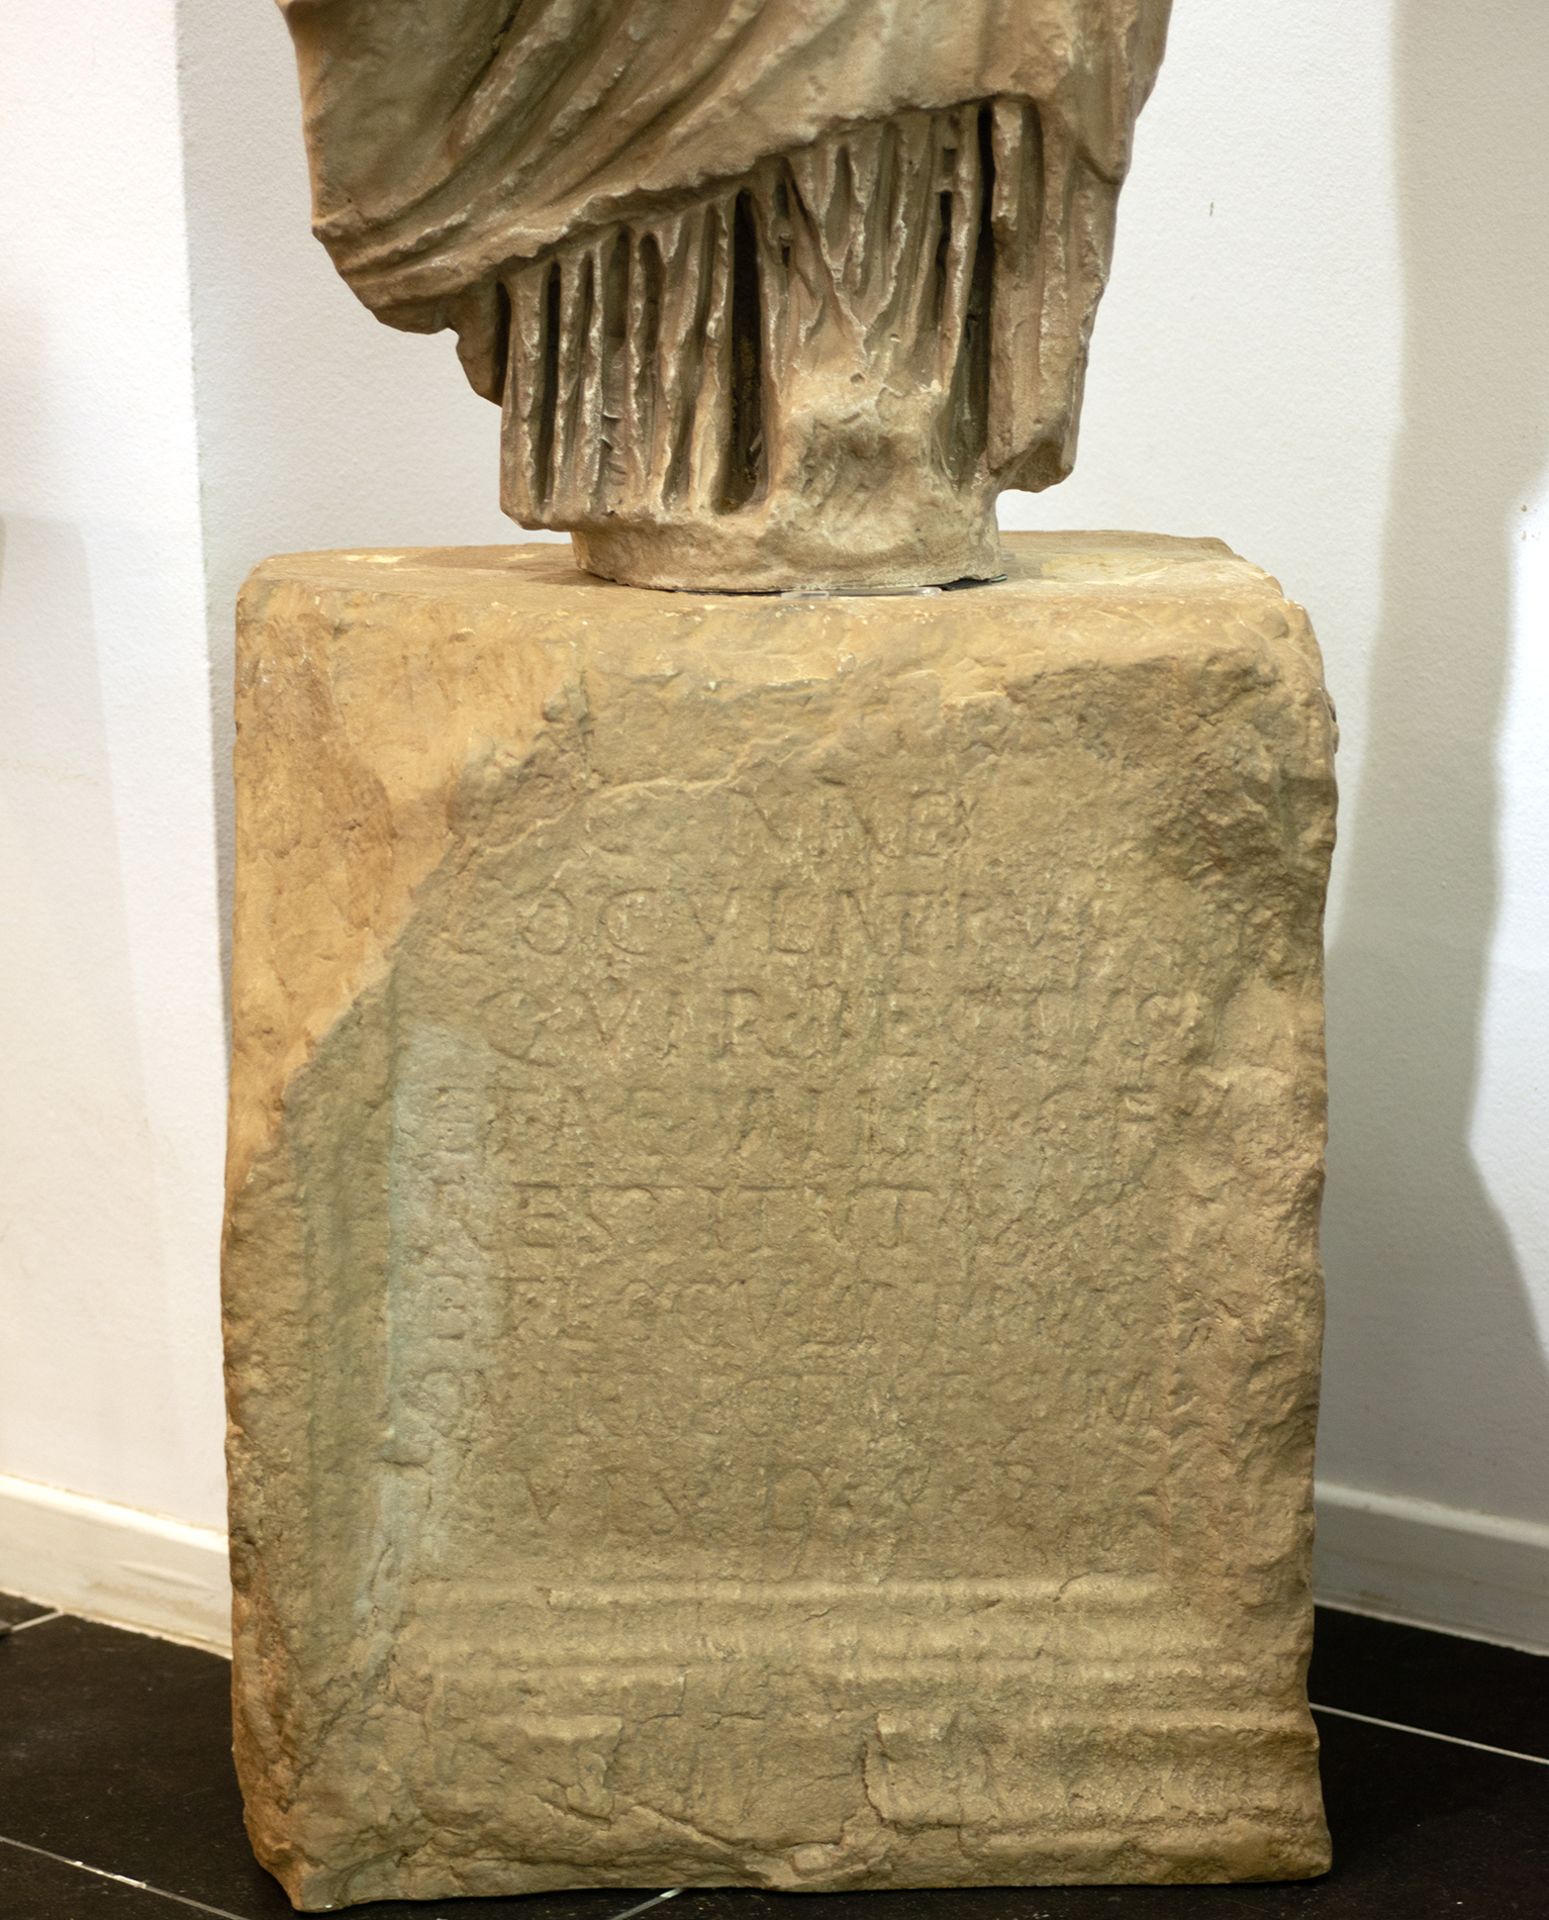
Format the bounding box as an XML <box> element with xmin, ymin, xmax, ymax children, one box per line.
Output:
<box><xmin>223</xmin><ymin>533</ymin><xmax>1335</xmax><ymax>1909</ymax></box>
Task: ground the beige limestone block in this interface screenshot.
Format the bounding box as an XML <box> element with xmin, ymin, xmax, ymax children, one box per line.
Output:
<box><xmin>224</xmin><ymin>533</ymin><xmax>1335</xmax><ymax>1909</ymax></box>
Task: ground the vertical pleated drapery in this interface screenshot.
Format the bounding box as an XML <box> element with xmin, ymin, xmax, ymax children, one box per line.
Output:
<box><xmin>278</xmin><ymin>0</ymin><xmax>1172</xmax><ymax>583</ymax></box>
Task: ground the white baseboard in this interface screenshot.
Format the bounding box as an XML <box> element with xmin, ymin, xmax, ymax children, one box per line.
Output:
<box><xmin>3</xmin><ymin>1470</ymin><xmax>1545</xmax><ymax>1659</ymax></box>
<box><xmin>1314</xmin><ymin>1480</ymin><xmax>1549</xmax><ymax>1653</ymax></box>
<box><xmin>0</xmin><ymin>1473</ymin><xmax>230</xmax><ymax>1652</ymax></box>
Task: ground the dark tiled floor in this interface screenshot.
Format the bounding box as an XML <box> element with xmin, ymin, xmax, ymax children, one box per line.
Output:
<box><xmin>0</xmin><ymin>1593</ymin><xmax>57</xmax><ymax>1630</ymax></box>
<box><xmin>1307</xmin><ymin>1605</ymin><xmax>1549</xmax><ymax>1760</ymax></box>
<box><xmin>1</xmin><ymin>1597</ymin><xmax>1544</xmax><ymax>1919</ymax></box>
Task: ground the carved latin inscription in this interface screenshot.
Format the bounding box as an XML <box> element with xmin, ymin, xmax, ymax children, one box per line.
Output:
<box><xmin>287</xmin><ymin>738</ymin><xmax>1209</xmax><ymax>1618</ymax></box>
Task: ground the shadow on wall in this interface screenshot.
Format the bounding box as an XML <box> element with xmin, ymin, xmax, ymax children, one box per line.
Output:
<box><xmin>1321</xmin><ymin>0</ymin><xmax>1549</xmax><ymax>1516</ymax></box>
<box><xmin>0</xmin><ymin>511</ymin><xmax>177</xmax><ymax>1480</ymax></box>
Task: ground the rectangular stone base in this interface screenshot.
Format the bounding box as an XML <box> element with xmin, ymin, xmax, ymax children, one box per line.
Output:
<box><xmin>223</xmin><ymin>533</ymin><xmax>1335</xmax><ymax>1908</ymax></box>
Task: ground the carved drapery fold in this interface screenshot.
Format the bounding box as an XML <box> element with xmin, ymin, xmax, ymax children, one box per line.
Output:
<box><xmin>276</xmin><ymin>0</ymin><xmax>1173</xmax><ymax>584</ymax></box>
<box><xmin>497</xmin><ymin>102</ymin><xmax>1059</xmax><ymax>527</ymax></box>
<box><xmin>494</xmin><ymin>98</ymin><xmax>1126</xmax><ymax>585</ymax></box>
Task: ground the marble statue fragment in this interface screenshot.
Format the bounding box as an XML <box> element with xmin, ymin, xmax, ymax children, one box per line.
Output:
<box><xmin>277</xmin><ymin>0</ymin><xmax>1174</xmax><ymax>589</ymax></box>
<box><xmin>224</xmin><ymin>535</ymin><xmax>1334</xmax><ymax>1907</ymax></box>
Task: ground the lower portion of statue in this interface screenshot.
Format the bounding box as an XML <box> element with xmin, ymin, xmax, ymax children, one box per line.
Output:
<box><xmin>223</xmin><ymin>535</ymin><xmax>1333</xmax><ymax>1908</ymax></box>
<box><xmin>279</xmin><ymin>3</ymin><xmax>1175</xmax><ymax>592</ymax></box>
<box><xmin>491</xmin><ymin>101</ymin><xmax>1106</xmax><ymax>591</ymax></box>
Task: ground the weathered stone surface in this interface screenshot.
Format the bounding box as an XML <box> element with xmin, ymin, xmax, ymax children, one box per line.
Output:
<box><xmin>274</xmin><ymin>1</ymin><xmax>1173</xmax><ymax>589</ymax></box>
<box><xmin>224</xmin><ymin>533</ymin><xmax>1335</xmax><ymax>1909</ymax></box>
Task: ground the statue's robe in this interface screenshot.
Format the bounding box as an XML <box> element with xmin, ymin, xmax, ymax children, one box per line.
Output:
<box><xmin>280</xmin><ymin>0</ymin><xmax>1172</xmax><ymax>556</ymax></box>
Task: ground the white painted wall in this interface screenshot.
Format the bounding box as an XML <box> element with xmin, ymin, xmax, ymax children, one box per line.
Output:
<box><xmin>2</xmin><ymin>0</ymin><xmax>1545</xmax><ymax>1648</ymax></box>
<box><xmin>0</xmin><ymin>4</ymin><xmax>228</xmax><ymax>1535</ymax></box>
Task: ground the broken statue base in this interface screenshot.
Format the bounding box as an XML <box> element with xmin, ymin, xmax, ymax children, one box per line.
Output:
<box><xmin>224</xmin><ymin>533</ymin><xmax>1335</xmax><ymax>1908</ymax></box>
